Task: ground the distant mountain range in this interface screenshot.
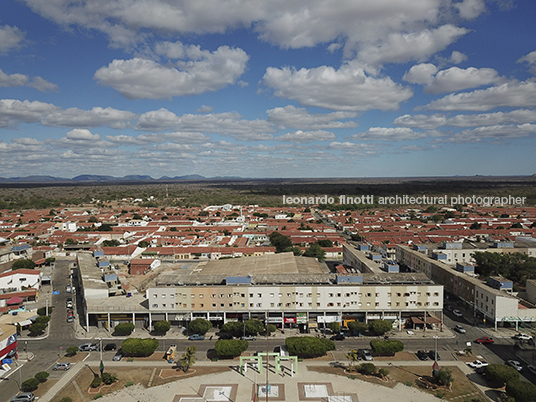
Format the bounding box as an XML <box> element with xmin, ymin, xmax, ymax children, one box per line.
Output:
<box><xmin>0</xmin><ymin>174</ymin><xmax>243</xmax><ymax>183</ymax></box>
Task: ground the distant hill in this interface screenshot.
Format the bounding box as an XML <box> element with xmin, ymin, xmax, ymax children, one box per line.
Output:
<box><xmin>71</xmin><ymin>175</ymin><xmax>117</xmax><ymax>181</ymax></box>
<box><xmin>0</xmin><ymin>175</ymin><xmax>66</xmax><ymax>182</ymax></box>
<box><xmin>0</xmin><ymin>173</ymin><xmax>216</xmax><ymax>184</ymax></box>
<box><xmin>159</xmin><ymin>174</ymin><xmax>206</xmax><ymax>180</ymax></box>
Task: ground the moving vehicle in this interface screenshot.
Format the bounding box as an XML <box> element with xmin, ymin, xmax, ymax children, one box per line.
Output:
<box><xmin>528</xmin><ymin>364</ymin><xmax>536</xmax><ymax>375</ymax></box>
<box><xmin>113</xmin><ymin>349</ymin><xmax>124</xmax><ymax>361</ymax></box>
<box><xmin>506</xmin><ymin>360</ymin><xmax>523</xmax><ymax>371</ymax></box>
<box><xmin>454</xmin><ymin>324</ymin><xmax>466</xmax><ymax>333</ymax></box>
<box><xmin>475</xmin><ymin>337</ymin><xmax>494</xmax><ymax>344</ymax></box>
<box><xmin>452</xmin><ymin>309</ymin><xmax>463</xmax><ymax>317</ymax></box>
<box><xmin>10</xmin><ymin>393</ymin><xmax>35</xmax><ymax>402</ymax></box>
<box><xmin>514</xmin><ymin>333</ymin><xmax>533</xmax><ymax>340</ymax></box>
<box><xmin>188</xmin><ymin>334</ymin><xmax>205</xmax><ymax>340</ymax></box>
<box><xmin>467</xmin><ymin>360</ymin><xmax>488</xmax><ymax>369</ymax></box>
<box><xmin>330</xmin><ymin>334</ymin><xmax>345</xmax><ymax>341</ymax></box>
<box><xmin>240</xmin><ymin>335</ymin><xmax>256</xmax><ymax>341</ymax></box>
<box><xmin>103</xmin><ymin>343</ymin><xmax>116</xmax><ymax>351</ymax></box>
<box><xmin>79</xmin><ymin>343</ymin><xmax>99</xmax><ymax>352</ymax></box>
<box><xmin>416</xmin><ymin>350</ymin><xmax>429</xmax><ymax>361</ymax></box>
<box><xmin>53</xmin><ymin>362</ymin><xmax>71</xmax><ymax>370</ymax></box>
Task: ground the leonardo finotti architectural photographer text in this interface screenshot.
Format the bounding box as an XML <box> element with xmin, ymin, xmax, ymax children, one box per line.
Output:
<box><xmin>282</xmin><ymin>194</ymin><xmax>527</xmax><ymax>206</ymax></box>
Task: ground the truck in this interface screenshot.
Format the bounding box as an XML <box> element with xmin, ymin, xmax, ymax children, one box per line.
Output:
<box><xmin>166</xmin><ymin>344</ymin><xmax>177</xmax><ymax>364</ymax></box>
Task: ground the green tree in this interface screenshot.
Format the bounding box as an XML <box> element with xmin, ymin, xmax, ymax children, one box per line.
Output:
<box><xmin>435</xmin><ymin>368</ymin><xmax>453</xmax><ymax>386</ymax></box>
<box><xmin>178</xmin><ymin>346</ymin><xmax>197</xmax><ymax>372</ymax></box>
<box><xmin>37</xmin><ymin>306</ymin><xmax>53</xmax><ymax>316</ymax></box>
<box><xmin>64</xmin><ymin>238</ymin><xmax>77</xmax><ymax>245</ymax></box>
<box><xmin>379</xmin><ymin>368</ymin><xmax>389</xmax><ymax>378</ymax></box>
<box><xmin>112</xmin><ymin>322</ymin><xmax>135</xmax><ymax>336</ymax></box>
<box><xmin>102</xmin><ymin>239</ymin><xmax>120</xmax><ymax>247</ymax></box>
<box><xmin>359</xmin><ymin>362</ymin><xmax>377</xmax><ymax>375</ymax></box>
<box><xmin>21</xmin><ymin>377</ymin><xmax>40</xmax><ymax>392</ymax></box>
<box><xmin>344</xmin><ymin>349</ymin><xmax>360</xmax><ymax>368</ymax></box>
<box><xmin>244</xmin><ymin>319</ymin><xmax>265</xmax><ymax>336</ymax></box>
<box><xmin>88</xmin><ymin>216</ymin><xmax>99</xmax><ymax>223</ymax></box>
<box><xmin>66</xmin><ymin>346</ymin><xmax>78</xmax><ymax>357</ymax></box>
<box><xmin>189</xmin><ymin>318</ymin><xmax>212</xmax><ymax>335</ymax></box>
<box><xmin>347</xmin><ymin>321</ymin><xmax>368</xmax><ymax>336</ymax></box>
<box><xmin>153</xmin><ymin>320</ymin><xmax>171</xmax><ymax>335</ymax></box>
<box><xmin>35</xmin><ymin>315</ymin><xmax>50</xmax><ymax>324</ymax></box>
<box><xmin>506</xmin><ymin>380</ymin><xmax>536</xmax><ymax>402</ymax></box>
<box><xmin>121</xmin><ymin>338</ymin><xmax>159</xmax><ymax>357</ymax></box>
<box><xmin>35</xmin><ymin>371</ymin><xmax>50</xmax><ymax>383</ymax></box>
<box><xmin>484</xmin><ymin>364</ymin><xmax>520</xmax><ymax>387</ymax></box>
<box><xmin>302</xmin><ymin>243</ymin><xmax>326</xmax><ymax>261</ymax></box>
<box><xmin>266</xmin><ymin>324</ymin><xmax>276</xmax><ymax>335</ymax></box>
<box><xmin>214</xmin><ymin>339</ymin><xmax>248</xmax><ymax>358</ymax></box>
<box><xmin>370</xmin><ymin>339</ymin><xmax>404</xmax><ymax>353</ymax></box>
<box><xmin>90</xmin><ymin>376</ymin><xmax>102</xmax><ymax>388</ymax></box>
<box><xmin>12</xmin><ymin>259</ymin><xmax>36</xmax><ymax>270</ymax></box>
<box><xmin>368</xmin><ymin>320</ymin><xmax>392</xmax><ymax>335</ymax></box>
<box><xmin>28</xmin><ymin>322</ymin><xmax>47</xmax><ymax>336</ymax></box>
<box><xmin>98</xmin><ymin>223</ymin><xmax>114</xmax><ymax>231</ymax></box>
<box><xmin>285</xmin><ymin>336</ymin><xmax>335</xmax><ymax>358</ymax></box>
<box><xmin>327</xmin><ymin>322</ymin><xmax>340</xmax><ymax>334</ymax></box>
<box><xmin>317</xmin><ymin>239</ymin><xmax>333</xmax><ymax>247</ymax></box>
<box><xmin>101</xmin><ymin>372</ymin><xmax>118</xmax><ymax>385</ymax></box>
<box><xmin>138</xmin><ymin>240</ymin><xmax>150</xmax><ymax>248</ymax></box>
<box><xmin>269</xmin><ymin>232</ymin><xmax>293</xmax><ymax>253</ymax></box>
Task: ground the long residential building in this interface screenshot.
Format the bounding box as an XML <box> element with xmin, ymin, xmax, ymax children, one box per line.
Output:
<box><xmin>396</xmin><ymin>244</ymin><xmax>536</xmax><ymax>330</ymax></box>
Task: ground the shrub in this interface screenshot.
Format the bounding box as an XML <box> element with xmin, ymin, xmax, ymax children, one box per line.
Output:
<box><xmin>188</xmin><ymin>318</ymin><xmax>212</xmax><ymax>335</ymax></box>
<box><xmin>91</xmin><ymin>376</ymin><xmax>102</xmax><ymax>388</ymax></box>
<box><xmin>58</xmin><ymin>398</ymin><xmax>73</xmax><ymax>402</ymax></box>
<box><xmin>101</xmin><ymin>372</ymin><xmax>118</xmax><ymax>385</ymax></box>
<box><xmin>266</xmin><ymin>324</ymin><xmax>276</xmax><ymax>335</ymax></box>
<box><xmin>285</xmin><ymin>336</ymin><xmax>335</xmax><ymax>358</ymax></box>
<box><xmin>359</xmin><ymin>363</ymin><xmax>377</xmax><ymax>375</ymax></box>
<box><xmin>506</xmin><ymin>380</ymin><xmax>536</xmax><ymax>402</ymax></box>
<box><xmin>35</xmin><ymin>315</ymin><xmax>50</xmax><ymax>324</ymax></box>
<box><xmin>28</xmin><ymin>322</ymin><xmax>47</xmax><ymax>336</ymax></box>
<box><xmin>153</xmin><ymin>320</ymin><xmax>171</xmax><ymax>335</ymax></box>
<box><xmin>368</xmin><ymin>320</ymin><xmax>392</xmax><ymax>335</ymax></box>
<box><xmin>35</xmin><ymin>371</ymin><xmax>50</xmax><ymax>383</ymax></box>
<box><xmin>112</xmin><ymin>322</ymin><xmax>135</xmax><ymax>336</ymax></box>
<box><xmin>121</xmin><ymin>338</ymin><xmax>159</xmax><ymax>357</ymax></box>
<box><xmin>214</xmin><ymin>339</ymin><xmax>248</xmax><ymax>358</ymax></box>
<box><xmin>37</xmin><ymin>306</ymin><xmax>53</xmax><ymax>316</ymax></box>
<box><xmin>379</xmin><ymin>368</ymin><xmax>389</xmax><ymax>378</ymax></box>
<box><xmin>370</xmin><ymin>339</ymin><xmax>404</xmax><ymax>354</ymax></box>
<box><xmin>66</xmin><ymin>346</ymin><xmax>78</xmax><ymax>357</ymax></box>
<box><xmin>12</xmin><ymin>259</ymin><xmax>36</xmax><ymax>270</ymax></box>
<box><xmin>94</xmin><ymin>393</ymin><xmax>103</xmax><ymax>399</ymax></box>
<box><xmin>484</xmin><ymin>364</ymin><xmax>520</xmax><ymax>387</ymax></box>
<box><xmin>21</xmin><ymin>377</ymin><xmax>40</xmax><ymax>392</ymax></box>
<box><xmin>327</xmin><ymin>322</ymin><xmax>340</xmax><ymax>334</ymax></box>
<box><xmin>347</xmin><ymin>321</ymin><xmax>368</xmax><ymax>335</ymax></box>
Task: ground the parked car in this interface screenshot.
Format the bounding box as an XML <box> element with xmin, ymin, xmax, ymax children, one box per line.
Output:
<box><xmin>188</xmin><ymin>334</ymin><xmax>205</xmax><ymax>340</ymax></box>
<box><xmin>475</xmin><ymin>337</ymin><xmax>494</xmax><ymax>344</ymax></box>
<box><xmin>514</xmin><ymin>333</ymin><xmax>533</xmax><ymax>341</ymax></box>
<box><xmin>452</xmin><ymin>309</ymin><xmax>463</xmax><ymax>317</ymax></box>
<box><xmin>360</xmin><ymin>349</ymin><xmax>373</xmax><ymax>361</ymax></box>
<box><xmin>66</xmin><ymin>300</ymin><xmax>73</xmax><ymax>309</ymax></box>
<box><xmin>428</xmin><ymin>350</ymin><xmax>441</xmax><ymax>360</ymax></box>
<box><xmin>66</xmin><ymin>315</ymin><xmax>74</xmax><ymax>323</ymax></box>
<box><xmin>10</xmin><ymin>392</ymin><xmax>35</xmax><ymax>402</ymax></box>
<box><xmin>454</xmin><ymin>324</ymin><xmax>466</xmax><ymax>333</ymax></box>
<box><xmin>416</xmin><ymin>350</ymin><xmax>429</xmax><ymax>361</ymax></box>
<box><xmin>66</xmin><ymin>284</ymin><xmax>72</xmax><ymax>293</ymax></box>
<box><xmin>240</xmin><ymin>335</ymin><xmax>256</xmax><ymax>341</ymax></box>
<box><xmin>103</xmin><ymin>343</ymin><xmax>116</xmax><ymax>351</ymax></box>
<box><xmin>467</xmin><ymin>360</ymin><xmax>489</xmax><ymax>369</ymax></box>
<box><xmin>506</xmin><ymin>360</ymin><xmax>523</xmax><ymax>371</ymax></box>
<box><xmin>79</xmin><ymin>342</ymin><xmax>99</xmax><ymax>352</ymax></box>
<box><xmin>113</xmin><ymin>349</ymin><xmax>124</xmax><ymax>361</ymax></box>
<box><xmin>53</xmin><ymin>362</ymin><xmax>71</xmax><ymax>370</ymax></box>
<box><xmin>330</xmin><ymin>334</ymin><xmax>345</xmax><ymax>341</ymax></box>
<box><xmin>218</xmin><ymin>332</ymin><xmax>233</xmax><ymax>339</ymax></box>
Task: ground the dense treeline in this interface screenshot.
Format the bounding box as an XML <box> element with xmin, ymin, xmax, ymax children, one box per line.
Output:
<box><xmin>473</xmin><ymin>251</ymin><xmax>536</xmax><ymax>286</ymax></box>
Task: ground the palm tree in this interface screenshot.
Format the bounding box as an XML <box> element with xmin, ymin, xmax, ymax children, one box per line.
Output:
<box><xmin>179</xmin><ymin>346</ymin><xmax>197</xmax><ymax>372</ymax></box>
<box><xmin>344</xmin><ymin>349</ymin><xmax>360</xmax><ymax>369</ymax></box>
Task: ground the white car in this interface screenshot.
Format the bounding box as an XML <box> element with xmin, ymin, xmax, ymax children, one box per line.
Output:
<box><xmin>506</xmin><ymin>360</ymin><xmax>523</xmax><ymax>371</ymax></box>
<box><xmin>453</xmin><ymin>309</ymin><xmax>463</xmax><ymax>317</ymax></box>
<box><xmin>527</xmin><ymin>364</ymin><xmax>536</xmax><ymax>375</ymax></box>
<box><xmin>514</xmin><ymin>333</ymin><xmax>533</xmax><ymax>341</ymax></box>
<box><xmin>454</xmin><ymin>324</ymin><xmax>466</xmax><ymax>333</ymax></box>
<box><xmin>467</xmin><ymin>360</ymin><xmax>489</xmax><ymax>369</ymax></box>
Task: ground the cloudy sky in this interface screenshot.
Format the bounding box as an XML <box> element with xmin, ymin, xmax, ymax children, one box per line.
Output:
<box><xmin>1</xmin><ymin>0</ymin><xmax>535</xmax><ymax>179</ymax></box>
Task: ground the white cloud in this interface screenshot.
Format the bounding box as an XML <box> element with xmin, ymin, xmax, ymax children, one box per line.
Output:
<box><xmin>94</xmin><ymin>45</ymin><xmax>249</xmax><ymax>99</ymax></box>
<box><xmin>393</xmin><ymin>114</ymin><xmax>448</xmax><ymax>129</ymax></box>
<box><xmin>262</xmin><ymin>63</ymin><xmax>413</xmax><ymax>111</ymax></box>
<box><xmin>43</xmin><ymin>106</ymin><xmax>136</xmax><ymax>128</ymax></box>
<box><xmin>275</xmin><ymin>130</ymin><xmax>336</xmax><ymax>142</ymax></box>
<box><xmin>0</xmin><ymin>70</ymin><xmax>58</xmax><ymax>92</ymax></box>
<box><xmin>328</xmin><ymin>141</ymin><xmax>377</xmax><ymax>156</ymax></box>
<box><xmin>350</xmin><ymin>127</ymin><xmax>430</xmax><ymax>141</ymax></box>
<box><xmin>266</xmin><ymin>105</ymin><xmax>358</xmax><ymax>129</ymax></box>
<box><xmin>445</xmin><ymin>123</ymin><xmax>536</xmax><ymax>142</ymax></box>
<box><xmin>106</xmin><ymin>132</ymin><xmax>210</xmax><ymax>145</ymax></box>
<box><xmin>357</xmin><ymin>25</ymin><xmax>469</xmax><ymax>67</ymax></box>
<box><xmin>136</xmin><ymin>108</ymin><xmax>181</xmax><ymax>131</ymax></box>
<box><xmin>0</xmin><ymin>99</ymin><xmax>60</xmax><ymax>127</ymax></box>
<box><xmin>0</xmin><ymin>25</ymin><xmax>25</xmax><ymax>53</ymax></box>
<box><xmin>454</xmin><ymin>0</ymin><xmax>487</xmax><ymax>20</ymax></box>
<box><xmin>65</xmin><ymin>129</ymin><xmax>100</xmax><ymax>141</ymax></box>
<box><xmin>403</xmin><ymin>63</ymin><xmax>501</xmax><ymax>94</ymax></box>
<box><xmin>27</xmin><ymin>76</ymin><xmax>59</xmax><ymax>92</ymax></box>
<box><xmin>518</xmin><ymin>50</ymin><xmax>536</xmax><ymax>74</ymax></box>
<box><xmin>449</xmin><ymin>51</ymin><xmax>467</xmax><ymax>64</ymax></box>
<box><xmin>196</xmin><ymin>105</ymin><xmax>214</xmax><ymax>113</ymax></box>
<box><xmin>424</xmin><ymin>80</ymin><xmax>536</xmax><ymax>111</ymax></box>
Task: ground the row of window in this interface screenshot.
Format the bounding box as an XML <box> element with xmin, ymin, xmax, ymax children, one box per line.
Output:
<box><xmin>151</xmin><ymin>291</ymin><xmax>441</xmax><ymax>299</ymax></box>
<box><xmin>151</xmin><ymin>300</ymin><xmax>441</xmax><ymax>309</ymax></box>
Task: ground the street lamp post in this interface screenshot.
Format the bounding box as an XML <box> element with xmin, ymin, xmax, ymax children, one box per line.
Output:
<box><xmin>1</xmin><ymin>377</ymin><xmax>21</xmax><ymax>391</ymax></box>
<box><xmin>433</xmin><ymin>336</ymin><xmax>439</xmax><ymax>361</ymax></box>
<box><xmin>99</xmin><ymin>338</ymin><xmax>103</xmax><ymax>361</ymax></box>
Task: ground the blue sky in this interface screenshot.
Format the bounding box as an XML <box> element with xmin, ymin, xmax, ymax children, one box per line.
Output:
<box><xmin>1</xmin><ymin>0</ymin><xmax>536</xmax><ymax>179</ymax></box>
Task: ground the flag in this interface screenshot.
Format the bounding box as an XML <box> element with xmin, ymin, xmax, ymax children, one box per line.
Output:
<box><xmin>100</xmin><ymin>359</ymin><xmax>104</xmax><ymax>376</ymax></box>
